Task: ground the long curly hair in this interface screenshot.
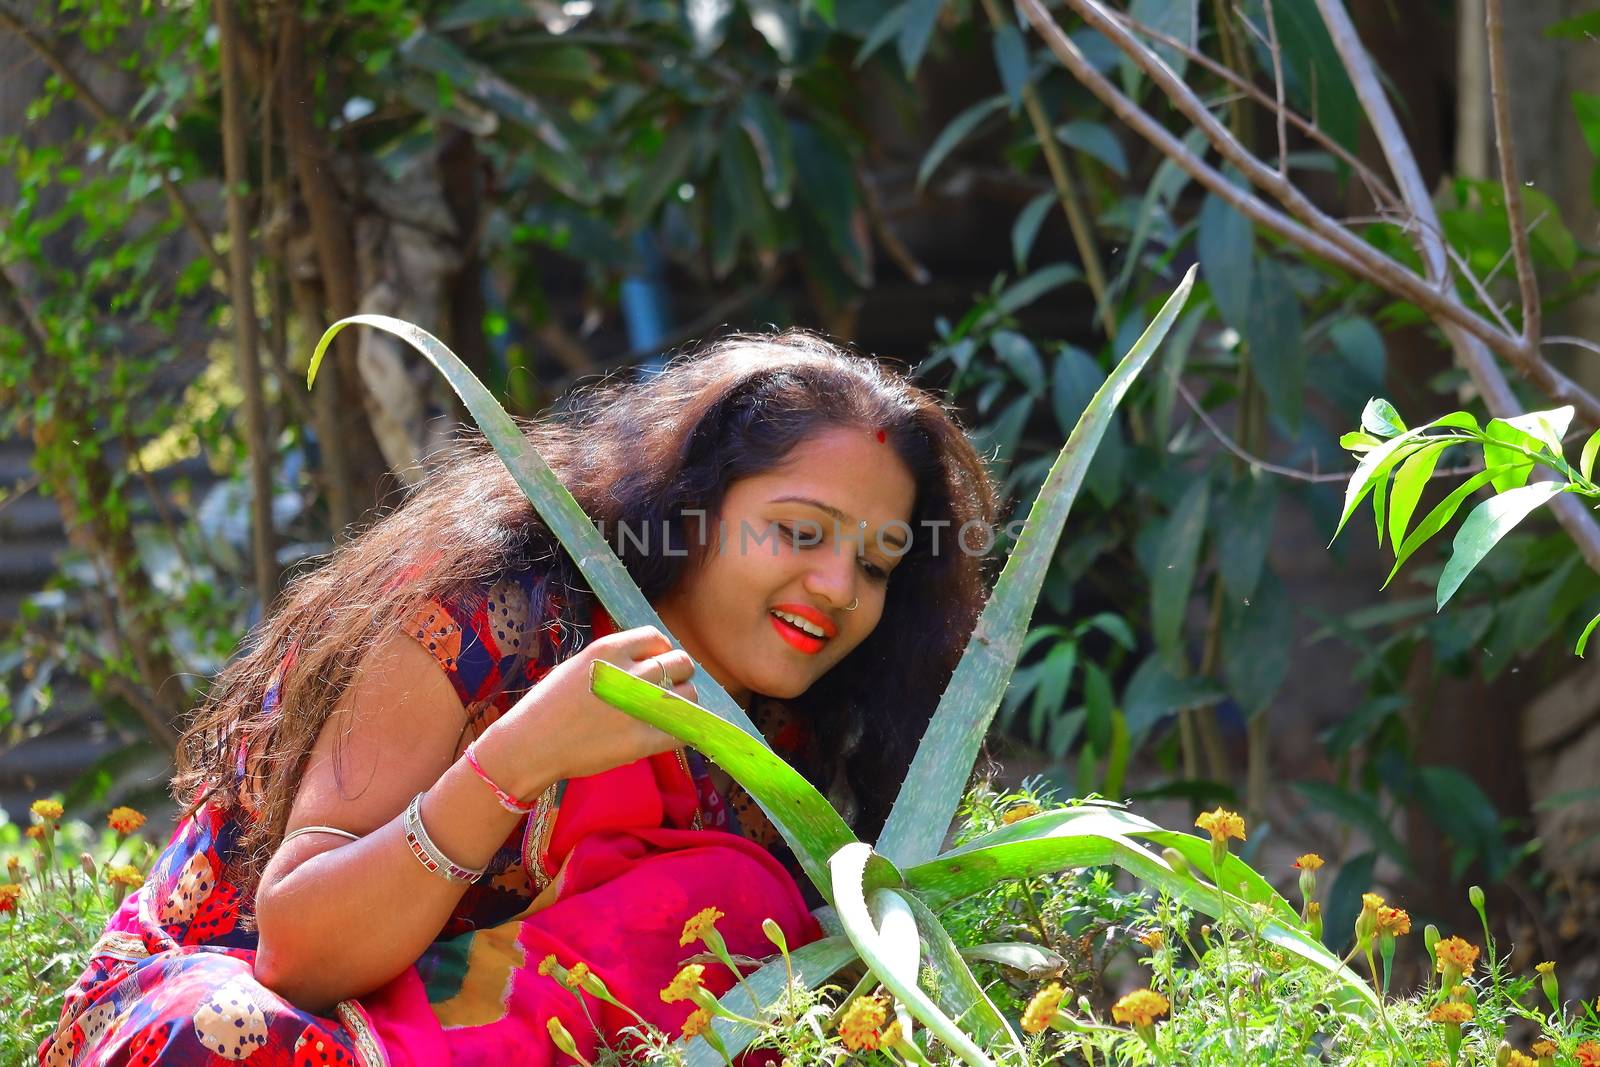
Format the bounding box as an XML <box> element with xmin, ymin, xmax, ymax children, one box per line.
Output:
<box><xmin>174</xmin><ymin>330</ymin><xmax>1002</xmax><ymax>890</ymax></box>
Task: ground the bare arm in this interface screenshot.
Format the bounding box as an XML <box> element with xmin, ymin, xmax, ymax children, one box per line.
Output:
<box><xmin>252</xmin><ymin>624</ymin><xmax>696</xmax><ymax>1013</ymax></box>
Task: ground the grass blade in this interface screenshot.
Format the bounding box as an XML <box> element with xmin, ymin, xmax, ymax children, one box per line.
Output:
<box><xmin>878</xmin><ymin>267</ymin><xmax>1197</xmax><ymax>867</ymax></box>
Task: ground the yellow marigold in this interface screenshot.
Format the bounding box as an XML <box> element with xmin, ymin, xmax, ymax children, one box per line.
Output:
<box><xmin>1425</xmin><ymin>1061</ymin><xmax>1447</xmax><ymax>1067</ymax></box>
<box><xmin>1507</xmin><ymin>1052</ymin><xmax>1535</xmax><ymax>1067</ymax></box>
<box><xmin>1292</xmin><ymin>853</ymin><xmax>1324</xmax><ymax>871</ymax></box>
<box><xmin>837</xmin><ymin>994</ymin><xmax>888</xmax><ymax>1052</ymax></box>
<box><xmin>680</xmin><ymin>1008</ymin><xmax>712</xmax><ymax>1040</ymax></box>
<box><xmin>660</xmin><ymin>963</ymin><xmax>705</xmax><ymax>1004</ymax></box>
<box><xmin>1577</xmin><ymin>1040</ymin><xmax>1600</xmax><ymax>1067</ymax></box>
<box><xmin>1427</xmin><ymin>1002</ymin><xmax>1474</xmax><ymax>1024</ymax></box>
<box><xmin>30</xmin><ymin>799</ymin><xmax>63</xmax><ymax>822</ymax></box>
<box><xmin>1139</xmin><ymin>929</ymin><xmax>1165</xmax><ymax>951</ymax></box>
<box><xmin>1376</xmin><ymin>906</ymin><xmax>1411</xmax><ymax>937</ymax></box>
<box><xmin>104</xmin><ymin>865</ymin><xmax>143</xmax><ymax>890</ymax></box>
<box><xmin>1534</xmin><ymin>961</ymin><xmax>1555</xmax><ymax>976</ymax></box>
<box><xmin>1001</xmin><ymin>802</ymin><xmax>1042</xmax><ymax>825</ymax></box>
<box><xmin>537</xmin><ymin>954</ymin><xmax>559</xmax><ymax>977</ymax></box>
<box><xmin>679</xmin><ymin>906</ymin><xmax>725</xmax><ymax>947</ymax></box>
<box><xmin>106</xmin><ymin>806</ymin><xmax>146</xmax><ymax>834</ymax></box>
<box><xmin>1434</xmin><ymin>937</ymin><xmax>1480</xmax><ymax>975</ymax></box>
<box><xmin>1021</xmin><ymin>982</ymin><xmax>1065</xmax><ymax>1034</ymax></box>
<box><xmin>564</xmin><ymin>962</ymin><xmax>591</xmax><ymax>990</ymax></box>
<box><xmin>1360</xmin><ymin>892</ymin><xmax>1385</xmax><ymax>912</ymax></box>
<box><xmin>880</xmin><ymin>1020</ymin><xmax>904</xmax><ymax>1048</ymax></box>
<box><xmin>1531</xmin><ymin>1040</ymin><xmax>1556</xmax><ymax>1057</ymax></box>
<box><xmin>1194</xmin><ymin>808</ymin><xmax>1245</xmax><ymax>844</ymax></box>
<box><xmin>0</xmin><ymin>883</ymin><xmax>20</xmax><ymax>913</ymax></box>
<box><xmin>1111</xmin><ymin>989</ymin><xmax>1170</xmax><ymax>1028</ymax></box>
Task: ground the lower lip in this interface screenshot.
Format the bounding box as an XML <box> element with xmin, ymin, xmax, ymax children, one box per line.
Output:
<box><xmin>769</xmin><ymin>613</ymin><xmax>827</xmax><ymax>654</ymax></box>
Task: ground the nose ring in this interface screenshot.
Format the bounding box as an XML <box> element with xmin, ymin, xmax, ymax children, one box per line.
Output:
<box><xmin>844</xmin><ymin>597</ymin><xmax>859</xmax><ymax>612</ymax></box>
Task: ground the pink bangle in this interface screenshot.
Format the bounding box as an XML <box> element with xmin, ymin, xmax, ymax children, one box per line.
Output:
<box><xmin>464</xmin><ymin>743</ymin><xmax>537</xmax><ymax>815</ymax></box>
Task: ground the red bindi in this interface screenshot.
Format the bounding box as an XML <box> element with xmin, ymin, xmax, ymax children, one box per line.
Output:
<box><xmin>875</xmin><ymin>429</ymin><xmax>886</xmax><ymax>443</ymax></box>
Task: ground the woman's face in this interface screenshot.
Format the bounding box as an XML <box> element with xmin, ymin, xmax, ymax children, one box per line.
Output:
<box><xmin>655</xmin><ymin>425</ymin><xmax>917</xmax><ymax>707</ymax></box>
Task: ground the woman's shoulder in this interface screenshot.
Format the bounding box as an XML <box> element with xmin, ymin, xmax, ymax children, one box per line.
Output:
<box><xmin>401</xmin><ymin>560</ymin><xmax>599</xmax><ymax>717</ymax></box>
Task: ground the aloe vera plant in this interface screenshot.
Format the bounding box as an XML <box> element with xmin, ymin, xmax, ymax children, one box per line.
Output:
<box><xmin>310</xmin><ymin>266</ymin><xmax>1374</xmax><ymax>1065</ymax></box>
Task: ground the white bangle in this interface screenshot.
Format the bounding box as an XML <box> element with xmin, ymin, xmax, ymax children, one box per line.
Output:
<box><xmin>403</xmin><ymin>792</ymin><xmax>485</xmax><ymax>885</ymax></box>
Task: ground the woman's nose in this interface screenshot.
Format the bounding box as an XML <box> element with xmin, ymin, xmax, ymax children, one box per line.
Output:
<box><xmin>801</xmin><ymin>551</ymin><xmax>856</xmax><ymax>609</ymax></box>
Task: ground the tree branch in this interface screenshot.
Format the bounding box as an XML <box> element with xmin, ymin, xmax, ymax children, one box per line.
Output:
<box><xmin>1313</xmin><ymin>0</ymin><xmax>1600</xmax><ymax>574</ymax></box>
<box><xmin>0</xmin><ymin>1</ymin><xmax>229</xmax><ymax>285</ymax></box>
<box><xmin>1484</xmin><ymin>0</ymin><xmax>1540</xmax><ymax>346</ymax></box>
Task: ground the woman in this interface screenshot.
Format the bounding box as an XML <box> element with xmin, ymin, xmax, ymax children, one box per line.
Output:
<box><xmin>42</xmin><ymin>331</ymin><xmax>999</xmax><ymax>1066</ymax></box>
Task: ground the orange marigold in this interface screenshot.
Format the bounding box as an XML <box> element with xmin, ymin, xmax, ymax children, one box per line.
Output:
<box><xmin>679</xmin><ymin>906</ymin><xmax>725</xmax><ymax>947</ymax></box>
<box><xmin>1021</xmin><ymin>982</ymin><xmax>1065</xmax><ymax>1034</ymax></box>
<box><xmin>0</xmin><ymin>883</ymin><xmax>20</xmax><ymax>913</ymax></box>
<box><xmin>29</xmin><ymin>799</ymin><xmax>63</xmax><ymax>822</ymax></box>
<box><xmin>1112</xmin><ymin>989</ymin><xmax>1170</xmax><ymax>1028</ymax></box>
<box><xmin>1376</xmin><ymin>906</ymin><xmax>1411</xmax><ymax>937</ymax></box>
<box><xmin>660</xmin><ymin>964</ymin><xmax>705</xmax><ymax>1004</ymax></box>
<box><xmin>24</xmin><ymin>825</ymin><xmax>44</xmax><ymax>840</ymax></box>
<box><xmin>681</xmin><ymin>1008</ymin><xmax>712</xmax><ymax>1040</ymax></box>
<box><xmin>1001</xmin><ymin>802</ymin><xmax>1042</xmax><ymax>825</ymax></box>
<box><xmin>1576</xmin><ymin>1040</ymin><xmax>1600</xmax><ymax>1067</ymax></box>
<box><xmin>1292</xmin><ymin>853</ymin><xmax>1324</xmax><ymax>871</ymax></box>
<box><xmin>104</xmin><ymin>865</ymin><xmax>143</xmax><ymax>890</ymax></box>
<box><xmin>1427</xmin><ymin>1002</ymin><xmax>1474</xmax><ymax>1024</ymax></box>
<box><xmin>1434</xmin><ymin>936</ymin><xmax>1480</xmax><ymax>975</ymax></box>
<box><xmin>837</xmin><ymin>994</ymin><xmax>888</xmax><ymax>1052</ymax></box>
<box><xmin>1194</xmin><ymin>808</ymin><xmax>1246</xmax><ymax>844</ymax></box>
<box><xmin>106</xmin><ymin>806</ymin><xmax>146</xmax><ymax>834</ymax></box>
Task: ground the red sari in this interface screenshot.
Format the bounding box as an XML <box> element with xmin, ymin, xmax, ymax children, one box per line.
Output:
<box><xmin>40</xmin><ymin>569</ymin><xmax>823</xmax><ymax>1066</ymax></box>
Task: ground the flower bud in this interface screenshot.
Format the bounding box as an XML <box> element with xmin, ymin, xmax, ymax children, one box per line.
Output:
<box><xmin>545</xmin><ymin>1017</ymin><xmax>588</xmax><ymax>1065</ymax></box>
<box><xmin>1495</xmin><ymin>1040</ymin><xmax>1513</xmax><ymax>1067</ymax></box>
<box><xmin>1535</xmin><ymin>961</ymin><xmax>1559</xmax><ymax>1011</ymax></box>
<box><xmin>7</xmin><ymin>855</ymin><xmax>22</xmax><ymax>882</ymax></box>
<box><xmin>762</xmin><ymin>917</ymin><xmax>789</xmax><ymax>954</ymax></box>
<box><xmin>1468</xmin><ymin>885</ymin><xmax>1486</xmax><ymax>912</ymax></box>
<box><xmin>79</xmin><ymin>853</ymin><xmax>96</xmax><ymax>879</ymax></box>
<box><xmin>1161</xmin><ymin>847</ymin><xmax>1194</xmax><ymax>880</ymax></box>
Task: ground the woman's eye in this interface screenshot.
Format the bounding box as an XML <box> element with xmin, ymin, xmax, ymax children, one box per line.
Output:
<box><xmin>860</xmin><ymin>559</ymin><xmax>888</xmax><ymax>581</ymax></box>
<box><xmin>776</xmin><ymin>523</ymin><xmax>820</xmax><ymax>546</ymax></box>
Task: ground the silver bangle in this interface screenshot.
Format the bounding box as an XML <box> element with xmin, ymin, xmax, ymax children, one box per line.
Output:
<box><xmin>403</xmin><ymin>792</ymin><xmax>485</xmax><ymax>885</ymax></box>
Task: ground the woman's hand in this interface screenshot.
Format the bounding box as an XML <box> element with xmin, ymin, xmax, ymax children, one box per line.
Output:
<box><xmin>477</xmin><ymin>625</ymin><xmax>698</xmax><ymax>794</ymax></box>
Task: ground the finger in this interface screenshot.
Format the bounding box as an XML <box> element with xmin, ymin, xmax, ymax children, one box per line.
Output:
<box><xmin>618</xmin><ymin>626</ymin><xmax>674</xmax><ymax>659</ymax></box>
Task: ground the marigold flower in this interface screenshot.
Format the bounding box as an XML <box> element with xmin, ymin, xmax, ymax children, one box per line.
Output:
<box><xmin>1435</xmin><ymin>936</ymin><xmax>1480</xmax><ymax>976</ymax></box>
<box><xmin>880</xmin><ymin>1020</ymin><xmax>905</xmax><ymax>1048</ymax></box>
<box><xmin>24</xmin><ymin>826</ymin><xmax>44</xmax><ymax>840</ymax></box>
<box><xmin>1506</xmin><ymin>1052</ymin><xmax>1535</xmax><ymax>1067</ymax></box>
<box><xmin>1531</xmin><ymin>1040</ymin><xmax>1556</xmax><ymax>1057</ymax></box>
<box><xmin>564</xmin><ymin>962</ymin><xmax>591</xmax><ymax>990</ymax></box>
<box><xmin>837</xmin><ymin>994</ymin><xmax>888</xmax><ymax>1051</ymax></box>
<box><xmin>1139</xmin><ymin>929</ymin><xmax>1165</xmax><ymax>951</ymax></box>
<box><xmin>106</xmin><ymin>806</ymin><xmax>146</xmax><ymax>834</ymax></box>
<box><xmin>545</xmin><ymin>1017</ymin><xmax>581</xmax><ymax>1060</ymax></box>
<box><xmin>1377</xmin><ymin>905</ymin><xmax>1411</xmax><ymax>937</ymax></box>
<box><xmin>1111</xmin><ymin>989</ymin><xmax>1170</xmax><ymax>1028</ymax></box>
<box><xmin>537</xmin><ymin>954</ymin><xmax>559</xmax><ymax>977</ymax></box>
<box><xmin>1292</xmin><ymin>853</ymin><xmax>1324</xmax><ymax>871</ymax></box>
<box><xmin>1001</xmin><ymin>802</ymin><xmax>1042</xmax><ymax>825</ymax></box>
<box><xmin>1576</xmin><ymin>1040</ymin><xmax>1600</xmax><ymax>1067</ymax></box>
<box><xmin>679</xmin><ymin>906</ymin><xmax>725</xmax><ymax>947</ymax></box>
<box><xmin>1427</xmin><ymin>1002</ymin><xmax>1474</xmax><ymax>1024</ymax></box>
<box><xmin>1534</xmin><ymin>961</ymin><xmax>1554</xmax><ymax>976</ymax></box>
<box><xmin>660</xmin><ymin>963</ymin><xmax>705</xmax><ymax>1004</ymax></box>
<box><xmin>104</xmin><ymin>865</ymin><xmax>143</xmax><ymax>890</ymax></box>
<box><xmin>0</xmin><ymin>883</ymin><xmax>20</xmax><ymax>913</ymax></box>
<box><xmin>1021</xmin><ymin>982</ymin><xmax>1065</xmax><ymax>1034</ymax></box>
<box><xmin>1194</xmin><ymin>808</ymin><xmax>1245</xmax><ymax>844</ymax></box>
<box><xmin>680</xmin><ymin>1008</ymin><xmax>712</xmax><ymax>1040</ymax></box>
<box><xmin>30</xmin><ymin>799</ymin><xmax>63</xmax><ymax>822</ymax></box>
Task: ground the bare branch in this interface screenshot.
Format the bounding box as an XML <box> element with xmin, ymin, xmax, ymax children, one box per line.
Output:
<box><xmin>1484</xmin><ymin>0</ymin><xmax>1540</xmax><ymax>346</ymax></box>
<box><xmin>1260</xmin><ymin>0</ymin><xmax>1289</xmax><ymax>178</ymax></box>
<box><xmin>1108</xmin><ymin>8</ymin><xmax>1403</xmax><ymax>212</ymax></box>
<box><xmin>0</xmin><ymin>1</ymin><xmax>229</xmax><ymax>284</ymax></box>
<box><xmin>1173</xmin><ymin>379</ymin><xmax>1480</xmax><ymax>484</ymax></box>
<box><xmin>1546</xmin><ymin>336</ymin><xmax>1600</xmax><ymax>359</ymax></box>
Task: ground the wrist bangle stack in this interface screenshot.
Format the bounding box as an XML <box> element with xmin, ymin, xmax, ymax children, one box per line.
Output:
<box><xmin>464</xmin><ymin>743</ymin><xmax>537</xmax><ymax>815</ymax></box>
<box><xmin>403</xmin><ymin>792</ymin><xmax>486</xmax><ymax>885</ymax></box>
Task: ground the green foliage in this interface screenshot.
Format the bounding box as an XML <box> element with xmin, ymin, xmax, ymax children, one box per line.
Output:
<box><xmin>0</xmin><ymin>802</ymin><xmax>158</xmax><ymax>1066</ymax></box>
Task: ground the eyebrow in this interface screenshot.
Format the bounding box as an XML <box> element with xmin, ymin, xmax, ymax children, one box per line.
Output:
<box><xmin>769</xmin><ymin>495</ymin><xmax>909</xmax><ymax>550</ymax></box>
